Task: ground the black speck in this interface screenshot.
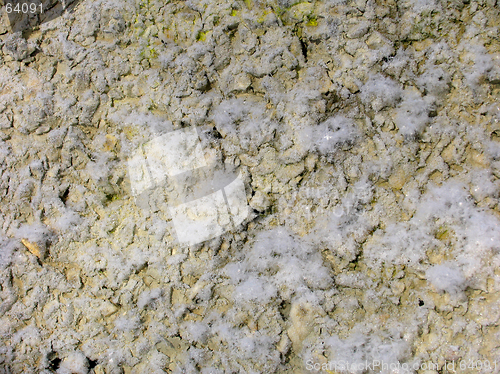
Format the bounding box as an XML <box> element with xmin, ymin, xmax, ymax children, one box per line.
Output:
<box><xmin>300</xmin><ymin>39</ymin><xmax>308</xmax><ymax>61</ymax></box>
<box><xmin>60</xmin><ymin>187</ymin><xmax>70</xmax><ymax>204</ymax></box>
<box><xmin>88</xmin><ymin>358</ymin><xmax>98</xmax><ymax>369</ymax></box>
<box><xmin>48</xmin><ymin>355</ymin><xmax>61</xmax><ymax>371</ymax></box>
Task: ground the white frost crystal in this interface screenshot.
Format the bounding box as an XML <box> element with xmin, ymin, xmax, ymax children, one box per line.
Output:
<box><xmin>426</xmin><ymin>263</ymin><xmax>466</xmax><ymax>295</ymax></box>
<box><xmin>57</xmin><ymin>352</ymin><xmax>89</xmax><ymax>374</ymax></box>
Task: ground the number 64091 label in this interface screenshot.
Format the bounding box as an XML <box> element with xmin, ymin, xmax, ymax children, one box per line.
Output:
<box><xmin>459</xmin><ymin>359</ymin><xmax>497</xmax><ymax>371</ymax></box>
<box><xmin>5</xmin><ymin>2</ymin><xmax>43</xmax><ymax>14</ymax></box>
<box><xmin>2</xmin><ymin>0</ymin><xmax>80</xmax><ymax>33</ymax></box>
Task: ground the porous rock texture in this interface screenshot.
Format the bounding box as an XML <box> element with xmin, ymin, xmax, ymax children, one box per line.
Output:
<box><xmin>1</xmin><ymin>0</ymin><xmax>500</xmax><ymax>373</ymax></box>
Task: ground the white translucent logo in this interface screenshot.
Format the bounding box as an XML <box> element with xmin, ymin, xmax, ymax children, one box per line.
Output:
<box><xmin>128</xmin><ymin>126</ymin><xmax>249</xmax><ymax>245</ymax></box>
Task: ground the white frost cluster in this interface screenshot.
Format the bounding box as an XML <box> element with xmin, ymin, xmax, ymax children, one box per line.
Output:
<box><xmin>211</xmin><ymin>97</ymin><xmax>277</xmax><ymax>154</ymax></box>
<box><xmin>365</xmin><ymin>181</ymin><xmax>500</xmax><ymax>281</ymax></box>
<box><xmin>360</xmin><ymin>74</ymin><xmax>402</xmax><ymax>112</ymax></box>
<box><xmin>395</xmin><ymin>89</ymin><xmax>433</xmax><ymax>137</ymax></box>
<box><xmin>224</xmin><ymin>227</ymin><xmax>333</xmax><ymax>302</ymax></box>
<box><xmin>426</xmin><ymin>263</ymin><xmax>466</xmax><ymax>295</ymax></box>
<box><xmin>57</xmin><ymin>352</ymin><xmax>89</xmax><ymax>374</ymax></box>
<box><xmin>298</xmin><ymin>115</ymin><xmax>359</xmax><ymax>155</ymax></box>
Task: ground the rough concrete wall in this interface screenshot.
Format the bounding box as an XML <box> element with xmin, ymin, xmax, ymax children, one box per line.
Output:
<box><xmin>0</xmin><ymin>0</ymin><xmax>499</xmax><ymax>373</ymax></box>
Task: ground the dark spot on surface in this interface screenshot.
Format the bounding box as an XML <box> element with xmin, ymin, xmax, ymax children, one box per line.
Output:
<box><xmin>48</xmin><ymin>352</ymin><xmax>61</xmax><ymax>371</ymax></box>
<box><xmin>88</xmin><ymin>358</ymin><xmax>98</xmax><ymax>369</ymax></box>
<box><xmin>300</xmin><ymin>39</ymin><xmax>308</xmax><ymax>61</ymax></box>
<box><xmin>211</xmin><ymin>127</ymin><xmax>223</xmax><ymax>139</ymax></box>
<box><xmin>60</xmin><ymin>187</ymin><xmax>70</xmax><ymax>204</ymax></box>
